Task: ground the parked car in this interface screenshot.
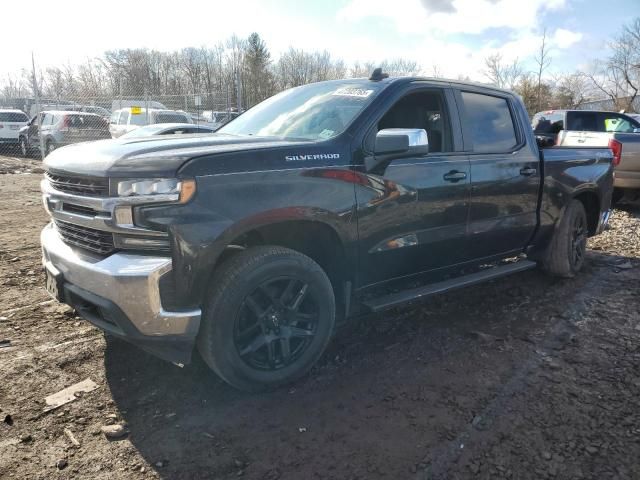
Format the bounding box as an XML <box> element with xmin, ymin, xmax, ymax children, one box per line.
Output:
<box><xmin>532</xmin><ymin>110</ymin><xmax>640</xmax><ymax>196</ymax></box>
<box><xmin>19</xmin><ymin>111</ymin><xmax>110</xmax><ymax>157</ymax></box>
<box><xmin>109</xmin><ymin>108</ymin><xmax>193</xmax><ymax>138</ymax></box>
<box><xmin>120</xmin><ymin>123</ymin><xmax>215</xmax><ymax>138</ymax></box>
<box><xmin>0</xmin><ymin>109</ymin><xmax>29</xmax><ymax>148</ymax></box>
<box><xmin>41</xmin><ymin>72</ymin><xmax>613</xmax><ymax>391</ymax></box>
<box><xmin>202</xmin><ymin>110</ymin><xmax>240</xmax><ymax>129</ymax></box>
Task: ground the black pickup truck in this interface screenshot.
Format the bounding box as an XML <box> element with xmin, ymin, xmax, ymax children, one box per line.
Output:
<box><xmin>41</xmin><ymin>71</ymin><xmax>614</xmax><ymax>391</ymax></box>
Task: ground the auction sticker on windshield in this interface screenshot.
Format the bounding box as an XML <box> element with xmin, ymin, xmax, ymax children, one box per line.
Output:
<box><xmin>332</xmin><ymin>88</ymin><xmax>374</xmax><ymax>98</ymax></box>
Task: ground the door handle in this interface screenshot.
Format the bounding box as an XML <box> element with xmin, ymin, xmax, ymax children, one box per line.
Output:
<box><xmin>520</xmin><ymin>166</ymin><xmax>537</xmax><ymax>176</ymax></box>
<box><xmin>443</xmin><ymin>170</ymin><xmax>467</xmax><ymax>182</ymax></box>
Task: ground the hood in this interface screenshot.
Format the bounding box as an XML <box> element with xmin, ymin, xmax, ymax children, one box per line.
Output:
<box><xmin>44</xmin><ymin>133</ymin><xmax>313</xmax><ymax>178</ymax></box>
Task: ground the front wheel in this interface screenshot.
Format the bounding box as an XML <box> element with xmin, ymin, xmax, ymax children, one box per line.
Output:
<box><xmin>542</xmin><ymin>199</ymin><xmax>588</xmax><ymax>278</ymax></box>
<box><xmin>197</xmin><ymin>246</ymin><xmax>336</xmax><ymax>392</ymax></box>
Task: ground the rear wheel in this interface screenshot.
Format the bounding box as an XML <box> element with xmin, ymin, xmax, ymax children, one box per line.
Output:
<box><xmin>197</xmin><ymin>246</ymin><xmax>335</xmax><ymax>392</ymax></box>
<box><xmin>542</xmin><ymin>199</ymin><xmax>588</xmax><ymax>278</ymax></box>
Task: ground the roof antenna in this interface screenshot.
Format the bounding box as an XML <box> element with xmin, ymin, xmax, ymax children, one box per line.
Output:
<box><xmin>369</xmin><ymin>68</ymin><xmax>389</xmax><ymax>81</ymax></box>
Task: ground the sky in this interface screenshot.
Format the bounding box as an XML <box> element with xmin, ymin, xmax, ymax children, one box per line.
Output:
<box><xmin>1</xmin><ymin>0</ymin><xmax>637</xmax><ymax>81</ymax></box>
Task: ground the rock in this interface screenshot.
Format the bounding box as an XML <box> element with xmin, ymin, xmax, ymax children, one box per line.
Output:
<box><xmin>542</xmin><ymin>451</ymin><xmax>552</xmax><ymax>461</ymax></box>
<box><xmin>101</xmin><ymin>424</ymin><xmax>127</xmax><ymax>439</ymax></box>
<box><xmin>3</xmin><ymin>414</ymin><xmax>12</xmax><ymax>425</ymax></box>
<box><xmin>155</xmin><ymin>460</ymin><xmax>168</xmax><ymax>468</ymax></box>
<box><xmin>19</xmin><ymin>434</ymin><xmax>32</xmax><ymax>443</ymax></box>
<box><xmin>585</xmin><ymin>446</ymin><xmax>598</xmax><ymax>455</ymax></box>
<box><xmin>56</xmin><ymin>459</ymin><xmax>68</xmax><ymax>470</ymax></box>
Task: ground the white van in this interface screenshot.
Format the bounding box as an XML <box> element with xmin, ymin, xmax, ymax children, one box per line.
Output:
<box><xmin>109</xmin><ymin>108</ymin><xmax>192</xmax><ymax>138</ymax></box>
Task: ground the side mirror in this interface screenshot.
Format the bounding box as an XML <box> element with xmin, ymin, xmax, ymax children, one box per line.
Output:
<box><xmin>633</xmin><ymin>128</ymin><xmax>640</xmax><ymax>133</ymax></box>
<box><xmin>366</xmin><ymin>128</ymin><xmax>429</xmax><ymax>171</ymax></box>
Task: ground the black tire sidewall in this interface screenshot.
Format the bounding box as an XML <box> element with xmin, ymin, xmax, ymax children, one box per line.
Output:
<box><xmin>200</xmin><ymin>248</ymin><xmax>335</xmax><ymax>391</ymax></box>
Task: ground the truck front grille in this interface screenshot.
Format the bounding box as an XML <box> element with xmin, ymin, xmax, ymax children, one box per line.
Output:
<box><xmin>54</xmin><ymin>220</ymin><xmax>116</xmax><ymax>255</ymax></box>
<box><xmin>46</xmin><ymin>172</ymin><xmax>109</xmax><ymax>197</ymax></box>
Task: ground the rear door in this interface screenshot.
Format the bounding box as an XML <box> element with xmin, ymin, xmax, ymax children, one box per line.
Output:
<box><xmin>355</xmin><ymin>84</ymin><xmax>471</xmax><ymax>286</ymax></box>
<box><xmin>456</xmin><ymin>89</ymin><xmax>540</xmax><ymax>259</ymax></box>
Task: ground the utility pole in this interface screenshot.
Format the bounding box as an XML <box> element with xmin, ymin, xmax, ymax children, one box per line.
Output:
<box><xmin>31</xmin><ymin>52</ymin><xmax>44</xmax><ymax>160</ymax></box>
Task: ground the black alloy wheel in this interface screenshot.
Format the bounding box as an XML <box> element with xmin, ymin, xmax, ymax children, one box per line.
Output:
<box><xmin>234</xmin><ymin>277</ymin><xmax>319</xmax><ymax>371</ymax></box>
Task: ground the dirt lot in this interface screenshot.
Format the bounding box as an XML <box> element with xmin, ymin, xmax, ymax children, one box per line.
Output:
<box><xmin>1</xmin><ymin>152</ymin><xmax>639</xmax><ymax>480</ymax></box>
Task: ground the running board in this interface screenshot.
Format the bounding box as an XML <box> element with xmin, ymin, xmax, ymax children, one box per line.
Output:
<box><xmin>363</xmin><ymin>260</ymin><xmax>537</xmax><ymax>312</ymax></box>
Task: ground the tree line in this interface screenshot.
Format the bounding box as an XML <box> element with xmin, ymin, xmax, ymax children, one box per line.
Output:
<box><xmin>1</xmin><ymin>18</ymin><xmax>638</xmax><ymax>115</ymax></box>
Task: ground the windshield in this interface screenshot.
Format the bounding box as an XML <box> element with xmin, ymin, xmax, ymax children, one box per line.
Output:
<box><xmin>156</xmin><ymin>112</ymin><xmax>189</xmax><ymax>124</ymax></box>
<box><xmin>219</xmin><ymin>81</ymin><xmax>384</xmax><ymax>141</ymax></box>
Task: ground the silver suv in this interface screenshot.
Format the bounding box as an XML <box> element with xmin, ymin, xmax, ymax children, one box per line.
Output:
<box><xmin>19</xmin><ymin>111</ymin><xmax>111</xmax><ymax>157</ymax></box>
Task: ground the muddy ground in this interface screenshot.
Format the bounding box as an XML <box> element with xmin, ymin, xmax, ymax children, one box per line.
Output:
<box><xmin>0</xmin><ymin>151</ymin><xmax>639</xmax><ymax>480</ymax></box>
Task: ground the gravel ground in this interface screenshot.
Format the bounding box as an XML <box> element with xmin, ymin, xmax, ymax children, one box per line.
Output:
<box><xmin>0</xmin><ymin>152</ymin><xmax>639</xmax><ymax>480</ymax></box>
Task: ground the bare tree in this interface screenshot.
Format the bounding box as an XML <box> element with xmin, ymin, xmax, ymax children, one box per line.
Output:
<box><xmin>584</xmin><ymin>17</ymin><xmax>640</xmax><ymax>111</ymax></box>
<box><xmin>534</xmin><ymin>29</ymin><xmax>552</xmax><ymax>111</ymax></box>
<box><xmin>483</xmin><ymin>53</ymin><xmax>522</xmax><ymax>89</ymax></box>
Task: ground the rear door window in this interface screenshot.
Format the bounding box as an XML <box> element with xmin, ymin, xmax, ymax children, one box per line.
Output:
<box><xmin>566</xmin><ymin>111</ymin><xmax>599</xmax><ymax>132</ymax></box>
<box><xmin>461</xmin><ymin>91</ymin><xmax>518</xmax><ymax>153</ymax></box>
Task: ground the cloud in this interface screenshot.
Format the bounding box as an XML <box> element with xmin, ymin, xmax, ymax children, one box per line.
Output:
<box><xmin>551</xmin><ymin>28</ymin><xmax>583</xmax><ymax>48</ymax></box>
<box><xmin>337</xmin><ymin>0</ymin><xmax>568</xmax><ymax>35</ymax></box>
<box><xmin>420</xmin><ymin>0</ymin><xmax>456</xmax><ymax>14</ymax></box>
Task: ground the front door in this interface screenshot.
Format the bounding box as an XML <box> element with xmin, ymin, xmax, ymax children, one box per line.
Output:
<box><xmin>355</xmin><ymin>86</ymin><xmax>471</xmax><ymax>287</ymax></box>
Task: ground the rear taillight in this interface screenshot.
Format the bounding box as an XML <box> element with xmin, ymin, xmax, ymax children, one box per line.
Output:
<box><xmin>608</xmin><ymin>138</ymin><xmax>622</xmax><ymax>167</ymax></box>
<box><xmin>60</xmin><ymin>115</ymin><xmax>71</xmax><ymax>131</ymax></box>
<box><xmin>0</xmin><ymin>124</ymin><xmax>3</xmax><ymax>129</ymax></box>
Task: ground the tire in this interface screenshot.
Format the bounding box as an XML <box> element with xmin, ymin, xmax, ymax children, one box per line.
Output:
<box><xmin>542</xmin><ymin>199</ymin><xmax>588</xmax><ymax>278</ymax></box>
<box><xmin>197</xmin><ymin>245</ymin><xmax>336</xmax><ymax>392</ymax></box>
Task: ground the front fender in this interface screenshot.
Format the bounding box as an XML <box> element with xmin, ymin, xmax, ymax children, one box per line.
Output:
<box><xmin>139</xmin><ymin>168</ymin><xmax>359</xmax><ymax>309</ymax></box>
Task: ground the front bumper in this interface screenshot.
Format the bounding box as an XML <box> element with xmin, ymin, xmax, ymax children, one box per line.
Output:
<box><xmin>41</xmin><ymin>223</ymin><xmax>201</xmax><ymax>364</ymax></box>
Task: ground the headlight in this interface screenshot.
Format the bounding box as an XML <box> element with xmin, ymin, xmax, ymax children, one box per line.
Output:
<box><xmin>115</xmin><ymin>178</ymin><xmax>196</xmax><ymax>204</ymax></box>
